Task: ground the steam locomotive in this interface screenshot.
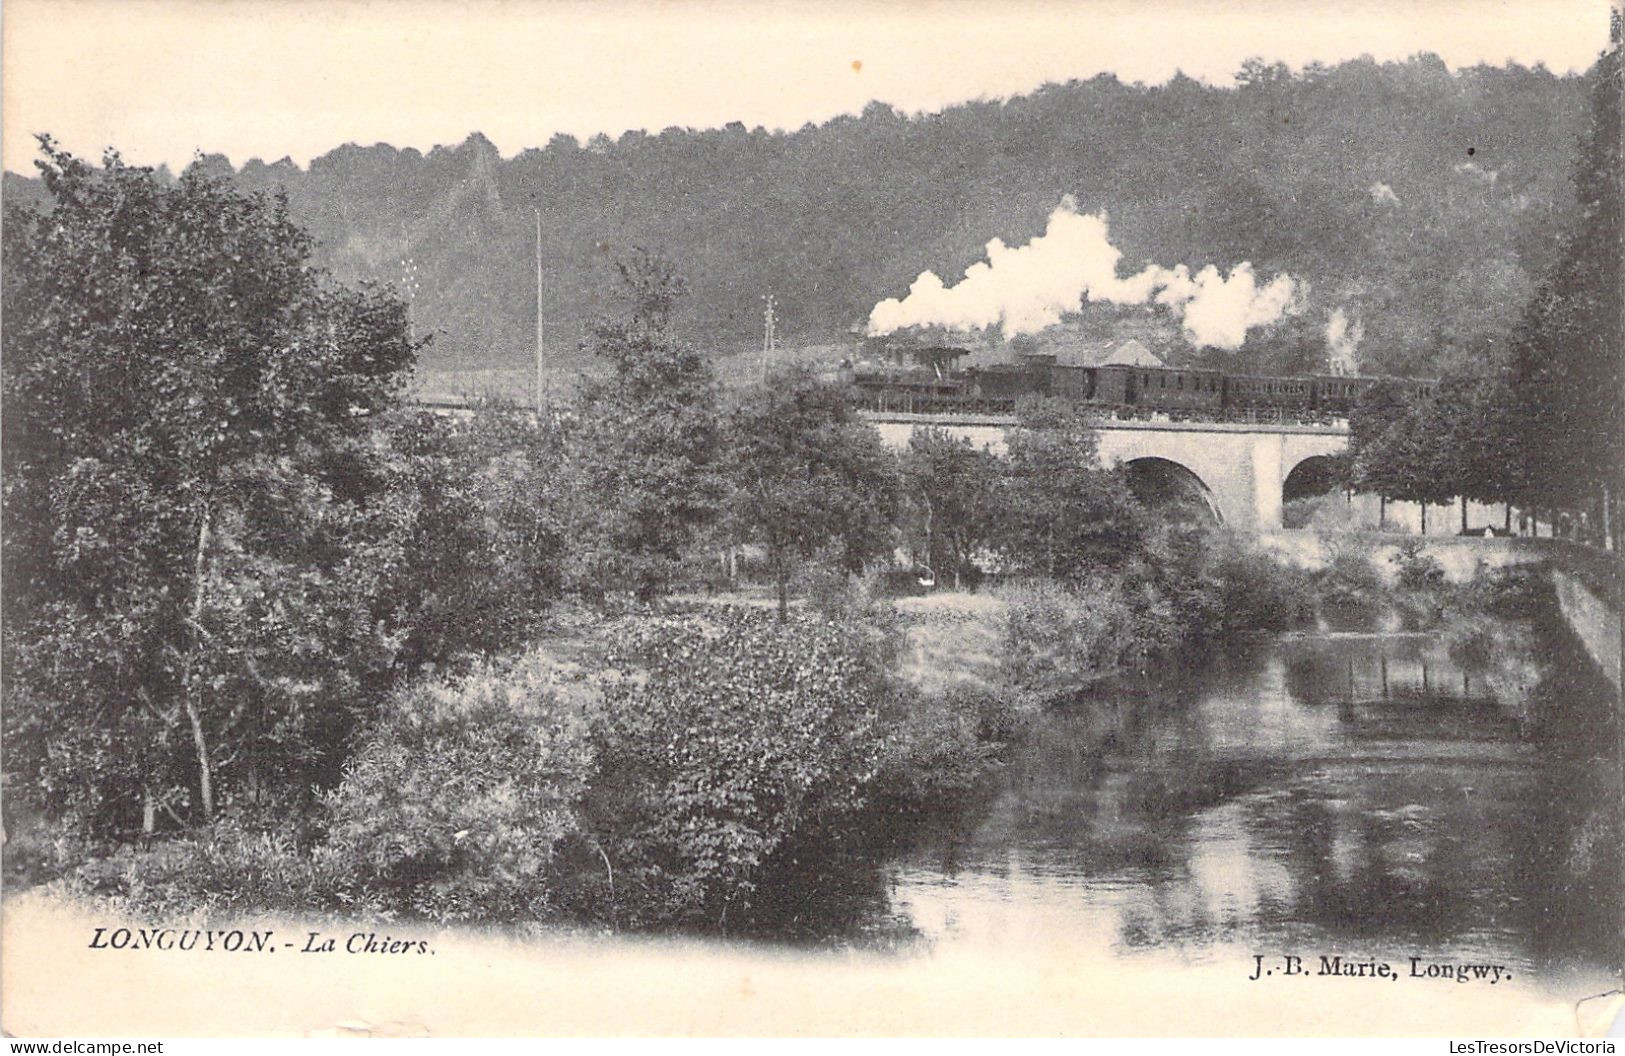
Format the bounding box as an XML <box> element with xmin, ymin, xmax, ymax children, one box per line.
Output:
<box><xmin>845</xmin><ymin>344</ymin><xmax>1432</xmax><ymax>422</ymax></box>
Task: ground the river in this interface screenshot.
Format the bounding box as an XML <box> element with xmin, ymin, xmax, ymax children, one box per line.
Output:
<box><xmin>878</xmin><ymin>631</ymin><xmax>1621</xmax><ymax>991</ymax></box>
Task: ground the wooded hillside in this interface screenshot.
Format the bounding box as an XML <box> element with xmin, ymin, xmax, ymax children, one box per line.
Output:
<box><xmin>3</xmin><ymin>54</ymin><xmax>1594</xmax><ymax>386</ymax></box>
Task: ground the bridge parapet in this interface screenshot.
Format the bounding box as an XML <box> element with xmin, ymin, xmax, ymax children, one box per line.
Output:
<box><xmin>859</xmin><ymin>410</ymin><xmax>1348</xmax><ymax>436</ymax></box>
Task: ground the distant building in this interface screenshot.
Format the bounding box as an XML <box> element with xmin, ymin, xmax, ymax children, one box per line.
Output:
<box><xmin>1027</xmin><ymin>334</ymin><xmax>1166</xmax><ymax>367</ymax></box>
<box><xmin>1096</xmin><ymin>338</ymin><xmax>1165</xmax><ymax>368</ymax></box>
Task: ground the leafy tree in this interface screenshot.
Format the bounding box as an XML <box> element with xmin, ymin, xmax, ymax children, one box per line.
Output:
<box><xmin>998</xmin><ymin>398</ymin><xmax>1147</xmax><ymax>579</ymax></box>
<box><xmin>726</xmin><ymin>372</ymin><xmax>901</xmax><ymax>618</ymax></box>
<box><xmin>373</xmin><ymin>406</ymin><xmax>566</xmax><ymax>674</ymax></box>
<box><xmin>564</xmin><ymin>252</ymin><xmax>725</xmax><ymax>599</ymax></box>
<box><xmin>1353</xmin><ymin>385</ymin><xmax>1458</xmax><ymax>533</ymax></box>
<box><xmin>1</xmin><ymin>140</ymin><xmax>417</xmax><ymax>833</ymax></box>
<box><xmin>900</xmin><ymin>426</ymin><xmax>1002</xmax><ymax>588</ymax></box>
<box><xmin>453</xmin><ymin>402</ymin><xmax>571</xmax><ymax>612</ymax></box>
<box><xmin>587</xmin><ymin>610</ymin><xmax>893</xmax><ymax>927</ymax></box>
<box><xmin>1348</xmin><ymin>380</ymin><xmax>1411</xmax><ymax>525</ymax></box>
<box><xmin>1507</xmin><ymin>24</ymin><xmax>1622</xmax><ymax>541</ymax></box>
<box><xmin>1429</xmin><ymin>373</ymin><xmax>1523</xmax><ymax>532</ymax></box>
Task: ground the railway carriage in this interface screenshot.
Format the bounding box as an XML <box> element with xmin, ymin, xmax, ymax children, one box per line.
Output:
<box><xmin>1307</xmin><ymin>375</ymin><xmax>1372</xmax><ymax>416</ymax></box>
<box><xmin>1131</xmin><ymin>366</ymin><xmax>1224</xmax><ymax>414</ymax></box>
<box><xmin>1223</xmin><ymin>374</ymin><xmax>1312</xmax><ymax>414</ymax></box>
<box><xmin>847</xmin><ymin>338</ymin><xmax>1431</xmax><ymax>422</ymax></box>
<box><xmin>1050</xmin><ymin>364</ymin><xmax>1096</xmax><ymax>401</ymax></box>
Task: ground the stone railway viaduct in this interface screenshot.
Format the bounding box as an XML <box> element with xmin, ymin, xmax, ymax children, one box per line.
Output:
<box><xmin>862</xmin><ymin>411</ymin><xmax>1350</xmax><ymax>533</ymax></box>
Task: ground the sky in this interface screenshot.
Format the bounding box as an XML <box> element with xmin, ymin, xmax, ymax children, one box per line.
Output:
<box><xmin>2</xmin><ymin>0</ymin><xmax>1616</xmax><ymax>174</ymax></box>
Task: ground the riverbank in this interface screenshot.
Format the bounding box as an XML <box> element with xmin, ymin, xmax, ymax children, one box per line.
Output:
<box><xmin>7</xmin><ymin>575</ymin><xmax>1621</xmax><ymax>1036</ymax></box>
<box><xmin>3</xmin><ymin>890</ymin><xmax>1612</xmax><ymax>1037</ymax></box>
<box><xmin>6</xmin><ymin>548</ymin><xmax>1608</xmax><ymax>972</ymax></box>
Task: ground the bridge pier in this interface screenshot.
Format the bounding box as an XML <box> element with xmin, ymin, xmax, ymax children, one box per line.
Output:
<box><xmin>1250</xmin><ymin>435</ymin><xmax>1285</xmax><ymax>532</ymax></box>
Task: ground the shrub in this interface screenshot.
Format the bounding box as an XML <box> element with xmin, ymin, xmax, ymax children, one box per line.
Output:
<box><xmin>999</xmin><ymin>578</ymin><xmax>1141</xmax><ymax>693</ymax></box>
<box><xmin>1386</xmin><ymin>541</ymin><xmax>1450</xmax><ymax>629</ymax></box>
<box><xmin>1392</xmin><ymin>541</ymin><xmax>1448</xmax><ymax>591</ymax></box>
<box><xmin>1316</xmin><ymin>540</ymin><xmax>1386</xmax><ymax>612</ymax></box>
<box><xmin>317</xmin><ymin>652</ymin><xmax>594</xmax><ymax>923</ymax></box>
<box><xmin>1206</xmin><ymin>536</ymin><xmax>1317</xmax><ymax>634</ymax></box>
<box><xmin>587</xmin><ymin>610</ymin><xmax>896</xmax><ymax>927</ymax></box>
<box><xmin>63</xmin><ymin>822</ymin><xmax>325</xmax><ymax>920</ymax></box>
<box><xmin>873</xmin><ymin>683</ymin><xmax>1018</xmax><ymax>818</ymax></box>
<box><xmin>1455</xmin><ymin>564</ymin><xmax>1548</xmax><ymax>619</ymax></box>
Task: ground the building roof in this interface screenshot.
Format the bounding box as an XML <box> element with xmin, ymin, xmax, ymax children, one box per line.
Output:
<box><xmin>1096</xmin><ymin>339</ymin><xmax>1165</xmax><ymax>367</ymax></box>
<box><xmin>1005</xmin><ymin>331</ymin><xmax>1169</xmax><ymax>368</ymax></box>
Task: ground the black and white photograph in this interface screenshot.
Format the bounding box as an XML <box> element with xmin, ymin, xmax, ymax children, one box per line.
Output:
<box><xmin>1</xmin><ymin>0</ymin><xmax>1621</xmax><ymax>1039</ymax></box>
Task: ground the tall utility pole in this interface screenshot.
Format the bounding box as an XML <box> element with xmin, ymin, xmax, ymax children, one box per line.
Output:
<box><xmin>533</xmin><ymin>204</ymin><xmax>545</xmax><ymax>413</ymax></box>
<box><xmin>399</xmin><ymin>221</ymin><xmax>419</xmax><ymax>341</ymax></box>
<box><xmin>761</xmin><ymin>293</ymin><xmax>777</xmax><ymax>384</ymax></box>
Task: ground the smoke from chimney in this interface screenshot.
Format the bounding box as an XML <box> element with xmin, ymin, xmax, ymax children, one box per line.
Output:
<box><xmin>1324</xmin><ymin>308</ymin><xmax>1362</xmax><ymax>374</ymax></box>
<box><xmin>867</xmin><ymin>196</ymin><xmax>1302</xmax><ymax>350</ymax></box>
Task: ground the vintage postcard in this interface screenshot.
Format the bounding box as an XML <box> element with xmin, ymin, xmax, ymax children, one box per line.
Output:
<box><xmin>2</xmin><ymin>0</ymin><xmax>1621</xmax><ymax>1039</ymax></box>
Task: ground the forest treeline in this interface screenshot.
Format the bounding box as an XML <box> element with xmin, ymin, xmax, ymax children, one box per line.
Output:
<box><xmin>0</xmin><ymin>54</ymin><xmax>1595</xmax><ymax>381</ymax></box>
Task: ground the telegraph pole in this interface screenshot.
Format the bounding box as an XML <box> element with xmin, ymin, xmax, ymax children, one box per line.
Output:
<box><xmin>761</xmin><ymin>293</ymin><xmax>777</xmax><ymax>384</ymax></box>
<box><xmin>533</xmin><ymin>203</ymin><xmax>545</xmax><ymax>412</ymax></box>
<box><xmin>399</xmin><ymin>222</ymin><xmax>418</xmax><ymax>341</ymax></box>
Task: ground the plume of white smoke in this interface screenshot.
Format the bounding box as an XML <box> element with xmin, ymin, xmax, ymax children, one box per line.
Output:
<box><xmin>1369</xmin><ymin>181</ymin><xmax>1400</xmax><ymax>204</ymax></box>
<box><xmin>1151</xmin><ymin>262</ymin><xmax>1302</xmax><ymax>351</ymax></box>
<box><xmin>1324</xmin><ymin>308</ymin><xmax>1363</xmax><ymax>375</ymax></box>
<box><xmin>867</xmin><ymin>196</ymin><xmax>1301</xmax><ymax>350</ymax></box>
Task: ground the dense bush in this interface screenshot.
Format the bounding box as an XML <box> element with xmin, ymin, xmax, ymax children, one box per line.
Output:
<box><xmin>1453</xmin><ymin>564</ymin><xmax>1549</xmax><ymax>620</ymax></box>
<box><xmin>1315</xmin><ymin>541</ymin><xmax>1388</xmax><ymax>615</ymax></box>
<box><xmin>1392</xmin><ymin>541</ymin><xmax>1448</xmax><ymax>591</ymax></box>
<box><xmin>1390</xmin><ymin>541</ymin><xmax>1451</xmax><ymax>629</ymax></box>
<box><xmin>873</xmin><ymin>683</ymin><xmax>1016</xmax><ymax>817</ymax></box>
<box><xmin>586</xmin><ymin>610</ymin><xmax>898</xmax><ymax>927</ymax></box>
<box><xmin>65</xmin><ymin>822</ymin><xmax>327</xmax><ymax>920</ymax></box>
<box><xmin>999</xmin><ymin>578</ymin><xmax>1142</xmax><ymax>693</ymax></box>
<box><xmin>317</xmin><ymin>653</ymin><xmax>595</xmax><ymax>923</ymax></box>
<box><xmin>1209</xmin><ymin>538</ymin><xmax>1317</xmax><ymax>634</ymax></box>
<box><xmin>999</xmin><ymin>532</ymin><xmax>1315</xmax><ymax>693</ymax></box>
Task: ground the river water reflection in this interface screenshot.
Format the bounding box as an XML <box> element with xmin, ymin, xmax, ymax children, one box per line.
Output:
<box><xmin>882</xmin><ymin>633</ymin><xmax>1620</xmax><ymax>986</ymax></box>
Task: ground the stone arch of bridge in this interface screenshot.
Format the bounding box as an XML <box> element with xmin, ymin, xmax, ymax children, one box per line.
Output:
<box><xmin>1281</xmin><ymin>448</ymin><xmax>1346</xmax><ymax>491</ymax></box>
<box><xmin>1281</xmin><ymin>454</ymin><xmax>1347</xmax><ymax>528</ymax></box>
<box><xmin>1095</xmin><ymin>428</ymin><xmax>1255</xmax><ymax>530</ymax></box>
<box><xmin>1122</xmin><ymin>456</ymin><xmax>1225</xmax><ymax>525</ymax></box>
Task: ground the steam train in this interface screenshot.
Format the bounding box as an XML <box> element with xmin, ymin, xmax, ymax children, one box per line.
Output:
<box><xmin>845</xmin><ymin>344</ymin><xmax>1433</xmax><ymax>422</ymax></box>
